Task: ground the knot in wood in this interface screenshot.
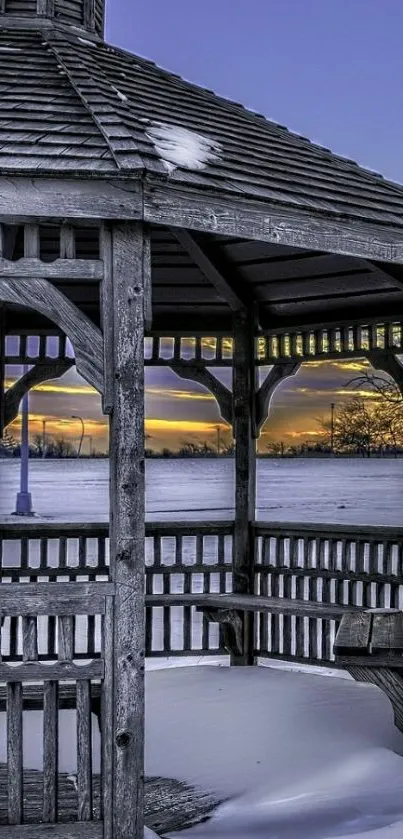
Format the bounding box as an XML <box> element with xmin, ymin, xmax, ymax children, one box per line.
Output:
<box><xmin>116</xmin><ymin>729</ymin><xmax>132</xmax><ymax>749</ymax></box>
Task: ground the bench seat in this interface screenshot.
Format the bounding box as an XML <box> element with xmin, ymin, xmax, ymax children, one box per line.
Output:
<box><xmin>146</xmin><ymin>592</ymin><xmax>359</xmax><ymax>620</ymax></box>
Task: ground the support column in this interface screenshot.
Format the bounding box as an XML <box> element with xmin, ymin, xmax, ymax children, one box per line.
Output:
<box><xmin>0</xmin><ymin>305</ymin><xmax>4</xmax><ymax>437</ymax></box>
<box><xmin>102</xmin><ymin>223</ymin><xmax>149</xmax><ymax>839</ymax></box>
<box><xmin>232</xmin><ymin>309</ymin><xmax>257</xmax><ymax>665</ymax></box>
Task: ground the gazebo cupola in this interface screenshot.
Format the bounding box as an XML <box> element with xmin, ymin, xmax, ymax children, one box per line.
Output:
<box><xmin>0</xmin><ymin>0</ymin><xmax>105</xmax><ymax>37</ymax></box>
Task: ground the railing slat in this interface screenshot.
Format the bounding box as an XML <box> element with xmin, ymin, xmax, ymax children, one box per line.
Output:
<box><xmin>76</xmin><ymin>680</ymin><xmax>93</xmax><ymax>821</ymax></box>
<box><xmin>7</xmin><ymin>682</ymin><xmax>23</xmax><ymax>825</ymax></box>
<box><xmin>43</xmin><ymin>681</ymin><xmax>59</xmax><ymax>823</ymax></box>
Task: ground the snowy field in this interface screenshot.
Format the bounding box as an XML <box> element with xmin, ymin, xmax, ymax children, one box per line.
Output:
<box><xmin>1</xmin><ymin>456</ymin><xmax>403</xmax><ymax>524</ymax></box>
<box><xmin>2</xmin><ymin>660</ymin><xmax>403</xmax><ymax>839</ymax></box>
<box><xmin>2</xmin><ymin>458</ymin><xmax>403</xmax><ymax>837</ymax></box>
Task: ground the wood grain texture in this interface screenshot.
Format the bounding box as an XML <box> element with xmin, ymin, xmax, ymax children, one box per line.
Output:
<box><xmin>108</xmin><ymin>223</ymin><xmax>147</xmax><ymax>839</ymax></box>
<box><xmin>0</xmin><ymin>661</ymin><xmax>103</xmax><ymax>682</ymax></box>
<box><xmin>145</xmin><ymin>185</ymin><xmax>403</xmax><ymax>265</ymax></box>
<box><xmin>347</xmin><ymin>666</ymin><xmax>403</xmax><ymax>733</ymax></box>
<box><xmin>0</xmin><ymin>277</ymin><xmax>103</xmax><ymax>394</ymax></box>
<box><xmin>371</xmin><ymin>612</ymin><xmax>403</xmax><ymax>651</ymax></box>
<box><xmin>43</xmin><ymin>681</ymin><xmax>58</xmax><ymax>824</ymax></box>
<box><xmin>0</xmin><ymin>179</ymin><xmax>142</xmax><ymax>222</ymax></box>
<box><xmin>333</xmin><ymin>612</ymin><xmax>372</xmax><ymax>655</ymax></box>
<box><xmin>232</xmin><ymin>309</ymin><xmax>257</xmax><ymax>664</ymax></box>
<box><xmin>7</xmin><ymin>682</ymin><xmax>23</xmax><ymax>825</ymax></box>
<box><xmin>76</xmin><ymin>681</ymin><xmax>93</xmax><ymax>821</ymax></box>
<box><xmin>0</xmin><ymin>258</ymin><xmax>102</xmax><ymax>281</ymax></box>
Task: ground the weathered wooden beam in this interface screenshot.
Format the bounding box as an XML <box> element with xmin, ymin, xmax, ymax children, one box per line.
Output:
<box><xmin>108</xmin><ymin>223</ymin><xmax>147</xmax><ymax>839</ymax></box>
<box><xmin>171</xmin><ymin>228</ymin><xmax>246</xmax><ymax>311</ymax></box>
<box><xmin>4</xmin><ymin>360</ymin><xmax>73</xmax><ymax>429</ymax></box>
<box><xmin>145</xmin><ymin>184</ymin><xmax>403</xmax><ymax>265</ymax></box>
<box><xmin>0</xmin><ymin>305</ymin><xmax>4</xmax><ymax>437</ymax></box>
<box><xmin>0</xmin><ymin>177</ymin><xmax>143</xmax><ymax>222</ymax></box>
<box><xmin>232</xmin><ymin>308</ymin><xmax>257</xmax><ymax>665</ymax></box>
<box><xmin>171</xmin><ymin>363</ymin><xmax>233</xmax><ymax>425</ymax></box>
<box><xmin>83</xmin><ymin>0</ymin><xmax>96</xmax><ymax>30</ymax></box>
<box><xmin>36</xmin><ymin>0</ymin><xmax>55</xmax><ymax>17</ymax></box>
<box><xmin>256</xmin><ymin>361</ymin><xmax>301</xmax><ymax>432</ymax></box>
<box><xmin>0</xmin><ymin>277</ymin><xmax>103</xmax><ymax>394</ymax></box>
<box><xmin>0</xmin><ymin>257</ymin><xmax>103</xmax><ymax>281</ymax></box>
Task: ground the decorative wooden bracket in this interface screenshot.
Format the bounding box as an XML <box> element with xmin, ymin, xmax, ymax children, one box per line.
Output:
<box><xmin>4</xmin><ymin>360</ymin><xmax>73</xmax><ymax>429</ymax></box>
<box><xmin>255</xmin><ymin>361</ymin><xmax>301</xmax><ymax>434</ymax></box>
<box><xmin>171</xmin><ymin>362</ymin><xmax>233</xmax><ymax>425</ymax></box>
<box><xmin>202</xmin><ymin>609</ymin><xmax>244</xmax><ymax>658</ymax></box>
<box><xmin>364</xmin><ymin>350</ymin><xmax>403</xmax><ymax>397</ymax></box>
<box><xmin>0</xmin><ymin>277</ymin><xmax>104</xmax><ymax>395</ymax></box>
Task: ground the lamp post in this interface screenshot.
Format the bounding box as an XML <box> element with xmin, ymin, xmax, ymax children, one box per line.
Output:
<box><xmin>71</xmin><ymin>415</ymin><xmax>85</xmax><ymax>457</ymax></box>
<box><xmin>216</xmin><ymin>425</ymin><xmax>221</xmax><ymax>456</ymax></box>
<box><xmin>14</xmin><ymin>365</ymin><xmax>33</xmax><ymax>515</ymax></box>
<box><xmin>42</xmin><ymin>418</ymin><xmax>48</xmax><ymax>458</ymax></box>
<box><xmin>330</xmin><ymin>402</ymin><xmax>335</xmax><ymax>456</ymax></box>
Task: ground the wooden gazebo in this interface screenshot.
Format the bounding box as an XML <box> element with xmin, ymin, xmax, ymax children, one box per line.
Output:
<box><xmin>2</xmin><ymin>1</ymin><xmax>403</xmax><ymax>837</ymax></box>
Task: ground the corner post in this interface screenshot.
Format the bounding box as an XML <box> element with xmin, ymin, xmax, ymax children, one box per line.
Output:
<box><xmin>0</xmin><ymin>305</ymin><xmax>4</xmax><ymax>437</ymax></box>
<box><xmin>232</xmin><ymin>308</ymin><xmax>257</xmax><ymax>665</ymax></box>
<box><xmin>103</xmin><ymin>223</ymin><xmax>150</xmax><ymax>839</ymax></box>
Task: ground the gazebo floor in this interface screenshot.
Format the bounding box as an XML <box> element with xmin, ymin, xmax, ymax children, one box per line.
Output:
<box><xmin>0</xmin><ymin>766</ymin><xmax>221</xmax><ymax>835</ymax></box>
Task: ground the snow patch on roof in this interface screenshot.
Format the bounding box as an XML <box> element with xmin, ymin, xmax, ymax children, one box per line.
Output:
<box><xmin>145</xmin><ymin>122</ymin><xmax>222</xmax><ymax>174</ymax></box>
<box><xmin>110</xmin><ymin>85</ymin><xmax>128</xmax><ymax>103</ymax></box>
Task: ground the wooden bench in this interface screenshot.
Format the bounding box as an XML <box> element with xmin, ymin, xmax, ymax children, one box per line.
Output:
<box><xmin>0</xmin><ymin>593</ymin><xmax>366</xmax><ymax>718</ymax></box>
<box><xmin>334</xmin><ymin>609</ymin><xmax>403</xmax><ymax>732</ymax></box>
<box><xmin>147</xmin><ymin>592</ymin><xmax>358</xmax><ymax>659</ymax></box>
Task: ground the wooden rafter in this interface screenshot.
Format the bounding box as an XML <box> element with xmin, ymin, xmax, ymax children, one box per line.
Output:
<box><xmin>171</xmin><ymin>227</ymin><xmax>246</xmax><ymax>311</ymax></box>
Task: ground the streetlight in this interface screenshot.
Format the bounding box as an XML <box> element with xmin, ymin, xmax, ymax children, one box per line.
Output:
<box><xmin>42</xmin><ymin>418</ymin><xmax>48</xmax><ymax>458</ymax></box>
<box><xmin>14</xmin><ymin>365</ymin><xmax>34</xmax><ymax>515</ymax></box>
<box><xmin>330</xmin><ymin>402</ymin><xmax>335</xmax><ymax>456</ymax></box>
<box><xmin>216</xmin><ymin>425</ymin><xmax>221</xmax><ymax>456</ymax></box>
<box><xmin>71</xmin><ymin>415</ymin><xmax>85</xmax><ymax>457</ymax></box>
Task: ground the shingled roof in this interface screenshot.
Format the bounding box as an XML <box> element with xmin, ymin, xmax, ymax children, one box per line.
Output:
<box><xmin>1</xmin><ymin>21</ymin><xmax>403</xmax><ymax>229</ymax></box>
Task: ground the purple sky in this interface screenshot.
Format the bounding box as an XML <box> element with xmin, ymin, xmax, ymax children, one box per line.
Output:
<box><xmin>106</xmin><ymin>0</ymin><xmax>403</xmax><ymax>185</ymax></box>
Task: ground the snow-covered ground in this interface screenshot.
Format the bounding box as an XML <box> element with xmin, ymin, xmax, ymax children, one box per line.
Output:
<box><xmin>145</xmin><ymin>664</ymin><xmax>403</xmax><ymax>839</ymax></box>
<box><xmin>1</xmin><ymin>658</ymin><xmax>403</xmax><ymax>837</ymax></box>
<box><xmin>1</xmin><ymin>457</ymin><xmax>403</xmax><ymax>524</ymax></box>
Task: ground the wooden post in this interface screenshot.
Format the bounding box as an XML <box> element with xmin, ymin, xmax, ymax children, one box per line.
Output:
<box><xmin>232</xmin><ymin>309</ymin><xmax>257</xmax><ymax>665</ymax></box>
<box><xmin>102</xmin><ymin>223</ymin><xmax>150</xmax><ymax>839</ymax></box>
<box><xmin>0</xmin><ymin>304</ymin><xmax>4</xmax><ymax>438</ymax></box>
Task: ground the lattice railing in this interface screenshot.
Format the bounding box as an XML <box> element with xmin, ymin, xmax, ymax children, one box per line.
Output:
<box><xmin>257</xmin><ymin>321</ymin><xmax>403</xmax><ymax>364</ymax></box>
<box><xmin>3</xmin><ymin>520</ymin><xmax>403</xmax><ymax>668</ymax></box>
<box><xmin>0</xmin><ymin>522</ymin><xmax>233</xmax><ymax>659</ymax></box>
<box><xmin>5</xmin><ymin>321</ymin><xmax>403</xmax><ymax>369</ymax></box>
<box><xmin>254</xmin><ymin>521</ymin><xmax>403</xmax><ymax>665</ymax></box>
